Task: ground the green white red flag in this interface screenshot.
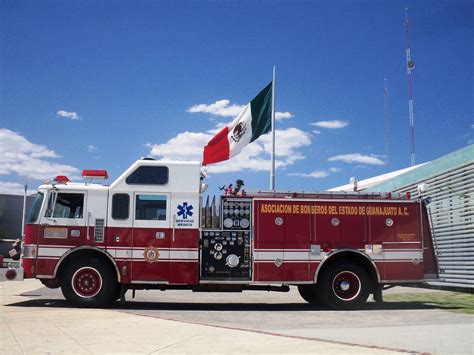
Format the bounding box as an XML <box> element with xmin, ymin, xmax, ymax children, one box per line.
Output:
<box><xmin>202</xmin><ymin>82</ymin><xmax>273</xmax><ymax>165</ymax></box>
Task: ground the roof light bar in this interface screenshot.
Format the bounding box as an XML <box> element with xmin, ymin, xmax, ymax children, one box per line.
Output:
<box><xmin>82</xmin><ymin>170</ymin><xmax>108</xmax><ymax>179</ymax></box>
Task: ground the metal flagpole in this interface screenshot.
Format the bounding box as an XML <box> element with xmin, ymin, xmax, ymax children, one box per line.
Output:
<box><xmin>21</xmin><ymin>182</ymin><xmax>27</xmax><ymax>237</ymax></box>
<box><xmin>270</xmin><ymin>65</ymin><xmax>276</xmax><ymax>191</ymax></box>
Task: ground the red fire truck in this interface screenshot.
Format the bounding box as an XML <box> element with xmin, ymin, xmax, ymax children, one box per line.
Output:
<box><xmin>1</xmin><ymin>159</ymin><xmax>438</xmax><ymax>309</ymax></box>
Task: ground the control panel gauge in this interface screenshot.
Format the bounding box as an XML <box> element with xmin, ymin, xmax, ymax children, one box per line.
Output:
<box><xmin>226</xmin><ymin>254</ymin><xmax>240</xmax><ymax>268</ymax></box>
<box><xmin>240</xmin><ymin>218</ymin><xmax>250</xmax><ymax>229</ymax></box>
<box><xmin>223</xmin><ymin>218</ymin><xmax>233</xmax><ymax>228</ymax></box>
<box><xmin>200</xmin><ymin>230</ymin><xmax>251</xmax><ymax>280</ymax></box>
<box><xmin>221</xmin><ymin>198</ymin><xmax>252</xmax><ymax>231</ymax></box>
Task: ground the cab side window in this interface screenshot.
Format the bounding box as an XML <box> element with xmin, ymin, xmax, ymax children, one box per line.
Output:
<box><xmin>112</xmin><ymin>194</ymin><xmax>130</xmax><ymax>220</ymax></box>
<box><xmin>46</xmin><ymin>193</ymin><xmax>84</xmax><ymax>219</ymax></box>
<box><xmin>135</xmin><ymin>195</ymin><xmax>167</xmax><ymax>221</ymax></box>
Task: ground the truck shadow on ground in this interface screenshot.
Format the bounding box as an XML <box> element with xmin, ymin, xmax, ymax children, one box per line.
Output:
<box><xmin>7</xmin><ymin>287</ymin><xmax>463</xmax><ymax>312</ymax></box>
<box><xmin>7</xmin><ymin>297</ymin><xmax>452</xmax><ymax>312</ymax></box>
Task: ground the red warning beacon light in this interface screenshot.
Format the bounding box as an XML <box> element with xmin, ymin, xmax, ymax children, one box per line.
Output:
<box><xmin>82</xmin><ymin>170</ymin><xmax>108</xmax><ymax>179</ymax></box>
<box><xmin>54</xmin><ymin>175</ymin><xmax>70</xmax><ymax>183</ymax></box>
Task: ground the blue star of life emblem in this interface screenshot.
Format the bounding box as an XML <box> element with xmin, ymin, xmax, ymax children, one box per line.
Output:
<box><xmin>177</xmin><ymin>202</ymin><xmax>193</xmax><ymax>219</ymax></box>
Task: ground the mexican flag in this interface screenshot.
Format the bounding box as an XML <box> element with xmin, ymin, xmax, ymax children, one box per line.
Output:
<box><xmin>203</xmin><ymin>82</ymin><xmax>273</xmax><ymax>165</ymax></box>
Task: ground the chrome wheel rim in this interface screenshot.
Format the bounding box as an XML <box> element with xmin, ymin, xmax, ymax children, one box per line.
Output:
<box><xmin>332</xmin><ymin>271</ymin><xmax>361</xmax><ymax>301</ymax></box>
<box><xmin>71</xmin><ymin>267</ymin><xmax>102</xmax><ymax>298</ymax></box>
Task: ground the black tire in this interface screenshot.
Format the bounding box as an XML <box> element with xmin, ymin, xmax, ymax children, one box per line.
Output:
<box><xmin>297</xmin><ymin>284</ymin><xmax>323</xmax><ymax>305</ymax></box>
<box><xmin>40</xmin><ymin>278</ymin><xmax>60</xmax><ymax>289</ymax></box>
<box><xmin>112</xmin><ymin>283</ymin><xmax>122</xmax><ymax>302</ymax></box>
<box><xmin>60</xmin><ymin>257</ymin><xmax>117</xmax><ymax>307</ymax></box>
<box><xmin>319</xmin><ymin>263</ymin><xmax>371</xmax><ymax>310</ymax></box>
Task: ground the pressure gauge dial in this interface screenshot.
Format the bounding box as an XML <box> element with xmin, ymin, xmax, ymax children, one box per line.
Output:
<box><xmin>240</xmin><ymin>218</ymin><xmax>250</xmax><ymax>229</ymax></box>
<box><xmin>224</xmin><ymin>218</ymin><xmax>233</xmax><ymax>228</ymax></box>
<box><xmin>226</xmin><ymin>254</ymin><xmax>240</xmax><ymax>268</ymax></box>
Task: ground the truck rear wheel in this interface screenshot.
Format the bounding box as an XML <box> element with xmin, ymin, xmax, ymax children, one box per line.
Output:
<box><xmin>320</xmin><ymin>263</ymin><xmax>370</xmax><ymax>310</ymax></box>
<box><xmin>61</xmin><ymin>257</ymin><xmax>117</xmax><ymax>307</ymax></box>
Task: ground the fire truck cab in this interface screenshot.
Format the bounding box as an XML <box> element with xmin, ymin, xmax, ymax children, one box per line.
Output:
<box><xmin>18</xmin><ymin>158</ymin><xmax>438</xmax><ymax>310</ymax></box>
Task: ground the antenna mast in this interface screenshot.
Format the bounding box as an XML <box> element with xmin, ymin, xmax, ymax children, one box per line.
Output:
<box><xmin>404</xmin><ymin>8</ymin><xmax>416</xmax><ymax>166</ymax></box>
<box><xmin>384</xmin><ymin>78</ymin><xmax>390</xmax><ymax>168</ymax></box>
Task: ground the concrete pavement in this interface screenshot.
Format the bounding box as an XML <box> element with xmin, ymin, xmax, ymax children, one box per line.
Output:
<box><xmin>1</xmin><ymin>279</ymin><xmax>407</xmax><ymax>354</ymax></box>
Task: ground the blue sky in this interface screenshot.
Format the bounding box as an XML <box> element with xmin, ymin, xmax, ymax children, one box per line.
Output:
<box><xmin>1</xmin><ymin>0</ymin><xmax>472</xmax><ymax>196</ymax></box>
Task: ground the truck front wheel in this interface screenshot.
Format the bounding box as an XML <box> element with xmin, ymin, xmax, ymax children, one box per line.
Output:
<box><xmin>297</xmin><ymin>284</ymin><xmax>323</xmax><ymax>306</ymax></box>
<box><xmin>61</xmin><ymin>258</ymin><xmax>117</xmax><ymax>307</ymax></box>
<box><xmin>320</xmin><ymin>263</ymin><xmax>370</xmax><ymax>310</ymax></box>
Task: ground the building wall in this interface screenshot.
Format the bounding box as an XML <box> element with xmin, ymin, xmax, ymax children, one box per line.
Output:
<box><xmin>367</xmin><ymin>145</ymin><xmax>474</xmax><ymax>290</ymax></box>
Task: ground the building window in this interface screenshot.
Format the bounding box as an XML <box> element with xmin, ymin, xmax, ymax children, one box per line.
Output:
<box><xmin>46</xmin><ymin>193</ymin><xmax>84</xmax><ymax>219</ymax></box>
<box><xmin>135</xmin><ymin>195</ymin><xmax>167</xmax><ymax>221</ymax></box>
<box><xmin>112</xmin><ymin>194</ymin><xmax>129</xmax><ymax>220</ymax></box>
<box><xmin>126</xmin><ymin>166</ymin><xmax>169</xmax><ymax>185</ymax></box>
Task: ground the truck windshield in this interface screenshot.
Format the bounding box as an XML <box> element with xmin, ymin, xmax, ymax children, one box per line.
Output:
<box><xmin>26</xmin><ymin>192</ymin><xmax>44</xmax><ymax>224</ymax></box>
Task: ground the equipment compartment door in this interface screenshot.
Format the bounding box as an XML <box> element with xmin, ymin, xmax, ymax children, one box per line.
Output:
<box><xmin>253</xmin><ymin>200</ymin><xmax>284</xmax><ymax>281</ymax></box>
<box><xmin>383</xmin><ymin>203</ymin><xmax>424</xmax><ymax>281</ymax></box>
<box><xmin>131</xmin><ymin>193</ymin><xmax>171</xmax><ymax>282</ymax></box>
<box><xmin>283</xmin><ymin>204</ymin><xmax>311</xmax><ymax>281</ymax></box>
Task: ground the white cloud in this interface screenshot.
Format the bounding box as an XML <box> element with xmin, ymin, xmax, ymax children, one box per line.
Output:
<box><xmin>259</xmin><ymin>128</ymin><xmax>311</xmax><ymax>160</ymax></box>
<box><xmin>148</xmin><ymin>128</ymin><xmax>311</xmax><ymax>173</ymax></box>
<box><xmin>288</xmin><ymin>171</ymin><xmax>329</xmax><ymax>178</ymax></box>
<box><xmin>206</xmin><ymin>122</ymin><xmax>227</xmax><ymax>135</ymax></box>
<box><xmin>187</xmin><ymin>99</ymin><xmax>293</xmax><ymax>121</ymax></box>
<box><xmin>288</xmin><ymin>167</ymin><xmax>341</xmax><ymax>179</ymax></box>
<box><xmin>0</xmin><ymin>129</ymin><xmax>79</xmax><ymax>180</ymax></box>
<box><xmin>87</xmin><ymin>145</ymin><xmax>98</xmax><ymax>153</ymax></box>
<box><xmin>311</xmin><ymin>120</ymin><xmax>348</xmax><ymax>129</ymax></box>
<box><xmin>57</xmin><ymin>110</ymin><xmax>79</xmax><ymax>120</ymax></box>
<box><xmin>0</xmin><ymin>129</ymin><xmax>59</xmax><ymax>159</ymax></box>
<box><xmin>187</xmin><ymin>100</ymin><xmax>245</xmax><ymax>117</ymax></box>
<box><xmin>471</xmin><ymin>124</ymin><xmax>474</xmax><ymax>129</ymax></box>
<box><xmin>275</xmin><ymin>111</ymin><xmax>294</xmax><ymax>120</ymax></box>
<box><xmin>312</xmin><ymin>130</ymin><xmax>321</xmax><ymax>135</ymax></box>
<box><xmin>0</xmin><ymin>182</ymin><xmax>36</xmax><ymax>195</ymax></box>
<box><xmin>328</xmin><ymin>153</ymin><xmax>385</xmax><ymax>166</ymax></box>
<box><xmin>148</xmin><ymin>132</ymin><xmax>210</xmax><ymax>161</ymax></box>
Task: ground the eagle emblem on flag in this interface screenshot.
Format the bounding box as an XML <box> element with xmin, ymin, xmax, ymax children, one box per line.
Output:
<box><xmin>231</xmin><ymin>122</ymin><xmax>247</xmax><ymax>143</ymax></box>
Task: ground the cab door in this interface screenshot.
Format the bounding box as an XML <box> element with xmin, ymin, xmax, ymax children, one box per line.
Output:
<box><xmin>38</xmin><ymin>190</ymin><xmax>88</xmax><ymax>246</ymax></box>
<box><xmin>131</xmin><ymin>193</ymin><xmax>171</xmax><ymax>282</ymax></box>
<box><xmin>36</xmin><ymin>190</ymin><xmax>87</xmax><ymax>276</ymax></box>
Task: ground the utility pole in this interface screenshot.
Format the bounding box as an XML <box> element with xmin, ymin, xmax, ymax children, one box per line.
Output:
<box><xmin>384</xmin><ymin>77</ymin><xmax>390</xmax><ymax>168</ymax></box>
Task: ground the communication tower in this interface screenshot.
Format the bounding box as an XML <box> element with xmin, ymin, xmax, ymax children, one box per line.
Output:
<box><xmin>404</xmin><ymin>8</ymin><xmax>416</xmax><ymax>166</ymax></box>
